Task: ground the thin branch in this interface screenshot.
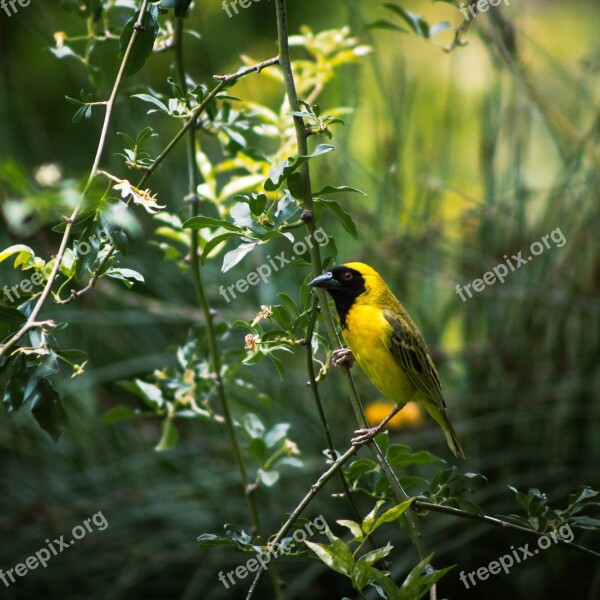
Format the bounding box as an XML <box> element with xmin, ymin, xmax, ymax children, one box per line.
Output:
<box><xmin>0</xmin><ymin>0</ymin><xmax>152</xmax><ymax>358</ymax></box>
<box><xmin>305</xmin><ymin>295</ymin><xmax>372</xmax><ymax>536</ymax></box>
<box><xmin>413</xmin><ymin>500</ymin><xmax>600</xmax><ymax>560</ymax></box>
<box><xmin>246</xmin><ymin>444</ymin><xmax>360</xmax><ymax>599</ymax></box>
<box><xmin>172</xmin><ymin>17</ymin><xmax>283</xmax><ymax>600</ymax></box>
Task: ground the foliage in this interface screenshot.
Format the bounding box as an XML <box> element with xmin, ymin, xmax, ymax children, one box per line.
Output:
<box><xmin>0</xmin><ymin>0</ymin><xmax>599</xmax><ymax>598</ymax></box>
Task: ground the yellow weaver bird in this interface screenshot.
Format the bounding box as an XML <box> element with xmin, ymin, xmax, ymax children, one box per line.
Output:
<box><xmin>309</xmin><ymin>262</ymin><xmax>465</xmax><ymax>458</ymax></box>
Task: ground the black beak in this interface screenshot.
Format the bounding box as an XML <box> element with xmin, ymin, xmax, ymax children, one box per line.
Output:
<box><xmin>309</xmin><ymin>272</ymin><xmax>340</xmax><ymax>289</ymax></box>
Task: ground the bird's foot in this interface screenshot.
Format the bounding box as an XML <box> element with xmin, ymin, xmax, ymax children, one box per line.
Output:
<box><xmin>351</xmin><ymin>427</ymin><xmax>379</xmax><ymax>446</ymax></box>
<box><xmin>331</xmin><ymin>348</ymin><xmax>355</xmax><ymax>368</ymax></box>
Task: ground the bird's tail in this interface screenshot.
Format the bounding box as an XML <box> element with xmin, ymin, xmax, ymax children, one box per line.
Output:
<box><xmin>423</xmin><ymin>402</ymin><xmax>465</xmax><ymax>459</ymax></box>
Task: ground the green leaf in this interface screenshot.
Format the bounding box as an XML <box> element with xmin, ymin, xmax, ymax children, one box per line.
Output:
<box><xmin>35</xmin><ymin>350</ymin><xmax>59</xmax><ymax>378</ymax></box>
<box><xmin>313</xmin><ymin>185</ymin><xmax>366</xmax><ymax>196</ymax></box>
<box><xmin>273</xmin><ymin>191</ymin><xmax>301</xmax><ymax>228</ymax></box>
<box><xmin>265</xmin><ymin>145</ymin><xmax>335</xmax><ymax>191</ymax></box>
<box><xmin>230</xmin><ymin>202</ymin><xmax>267</xmax><ymax>235</ymax></box>
<box><xmin>265</xmin><ymin>423</ymin><xmax>290</xmax><ymax>447</ymax></box>
<box><xmin>305</xmin><ymin>539</ymin><xmax>355</xmax><ymax>577</ymax></box>
<box><xmin>0</xmin><ymin>244</ymin><xmax>35</xmax><ymax>267</ymax></box>
<box><xmin>345</xmin><ymin>457</ymin><xmax>378</xmax><ymax>481</ymax></box>
<box><xmin>337</xmin><ymin>519</ymin><xmax>364</xmax><ymax>541</ymax></box>
<box><xmin>99</xmin><ymin>212</ymin><xmax>128</xmax><ymax>256</ymax></box>
<box><xmin>156</xmin><ymin>417</ymin><xmax>178</xmax><ymax>451</ymax></box>
<box><xmin>356</xmin><ymin>543</ymin><xmax>393</xmax><ymax>568</ymax></box>
<box><xmin>383</xmin><ymin>3</ymin><xmax>430</xmax><ymax>38</ymax></box>
<box><xmin>387</xmin><ymin>445</ymin><xmax>442</xmax><ymax>467</ymax></box>
<box><xmin>30</xmin><ymin>379</ymin><xmax>68</xmax><ymax>442</ymax></box>
<box><xmin>200</xmin><ymin>232</ymin><xmax>239</xmax><ymax>264</ymax></box>
<box><xmin>243</xmin><ymin>413</ymin><xmax>266</xmax><ymax>439</ymax></box>
<box><xmin>258</xmin><ymin>469</ymin><xmax>280</xmax><ymax>487</ymax></box>
<box><xmin>318</xmin><ymin>198</ymin><xmax>358</xmax><ymax>238</ymax></box>
<box><xmin>569</xmin><ymin>516</ymin><xmax>600</xmax><ymax>529</ymax></box>
<box><xmin>429</xmin><ymin>21</ymin><xmax>453</xmax><ymax>37</ymax></box>
<box><xmin>100</xmin><ymin>405</ymin><xmax>144</xmax><ymax>425</ymax></box>
<box><xmin>0</xmin><ymin>303</ymin><xmax>27</xmax><ymax>325</ymax></box>
<box><xmin>74</xmin><ymin>223</ymin><xmax>102</xmax><ymax>281</ymax></box>
<box><xmin>368</xmin><ymin>567</ymin><xmax>403</xmax><ymax>598</ymax></box>
<box><xmin>131</xmin><ymin>93</ymin><xmax>169</xmax><ymax>113</ymax></box>
<box><xmin>183</xmin><ymin>216</ymin><xmax>241</xmax><ymax>231</ymax></box>
<box><xmin>2</xmin><ymin>354</ymin><xmax>29</xmax><ymax>412</ymax></box>
<box><xmin>120</xmin><ymin>379</ymin><xmax>165</xmax><ymax>410</ymax></box>
<box><xmin>362</xmin><ymin>500</ymin><xmax>386</xmax><ymax>534</ymax></box>
<box><xmin>398</xmin><ymin>555</ymin><xmax>454</xmax><ymax>600</ymax></box>
<box><xmin>270</xmin><ymin>305</ymin><xmax>292</xmax><ymax>332</ymax></box>
<box><xmin>366</xmin><ymin>19</ymin><xmax>408</xmax><ymax>33</ymax></box>
<box><xmin>105</xmin><ymin>267</ymin><xmax>145</xmax><ymax>289</ymax></box>
<box><xmin>277</xmin><ymin>293</ymin><xmax>300</xmax><ymax>318</ymax></box>
<box><xmin>372</xmin><ymin>499</ymin><xmax>414</xmax><ymax>532</ymax></box>
<box><xmin>58</xmin><ymin>349</ymin><xmax>88</xmax><ymax>362</ymax></box>
<box><xmin>160</xmin><ymin>0</ymin><xmax>193</xmax><ymax>17</ymax></box>
<box><xmin>119</xmin><ymin>5</ymin><xmax>159</xmax><ymax>78</ymax></box>
<box><xmin>222</xmin><ymin>242</ymin><xmax>257</xmax><ymax>273</ymax></box>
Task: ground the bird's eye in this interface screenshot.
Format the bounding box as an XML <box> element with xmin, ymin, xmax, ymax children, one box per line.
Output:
<box><xmin>343</xmin><ymin>272</ymin><xmax>353</xmax><ymax>281</ymax></box>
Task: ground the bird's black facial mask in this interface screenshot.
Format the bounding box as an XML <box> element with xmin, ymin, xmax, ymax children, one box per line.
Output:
<box><xmin>309</xmin><ymin>266</ymin><xmax>366</xmax><ymax>328</ymax></box>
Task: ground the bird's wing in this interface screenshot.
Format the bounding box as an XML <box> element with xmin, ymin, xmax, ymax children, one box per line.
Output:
<box><xmin>383</xmin><ymin>310</ymin><xmax>446</xmax><ymax>410</ymax></box>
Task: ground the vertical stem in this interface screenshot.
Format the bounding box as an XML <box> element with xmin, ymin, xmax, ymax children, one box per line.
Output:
<box><xmin>173</xmin><ymin>16</ymin><xmax>284</xmax><ymax>600</ymax></box>
<box><xmin>274</xmin><ymin>0</ymin><xmax>433</xmax><ymax>585</ymax></box>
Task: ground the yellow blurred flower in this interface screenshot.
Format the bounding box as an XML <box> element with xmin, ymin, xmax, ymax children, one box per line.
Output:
<box><xmin>365</xmin><ymin>401</ymin><xmax>424</xmax><ymax>429</ymax></box>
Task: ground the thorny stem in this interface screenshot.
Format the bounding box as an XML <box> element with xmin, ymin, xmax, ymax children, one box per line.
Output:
<box><xmin>172</xmin><ymin>16</ymin><xmax>284</xmax><ymax>600</ymax></box>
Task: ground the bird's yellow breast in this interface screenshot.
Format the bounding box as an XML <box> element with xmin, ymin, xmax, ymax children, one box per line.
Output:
<box><xmin>342</xmin><ymin>303</ymin><xmax>419</xmax><ymax>406</ymax></box>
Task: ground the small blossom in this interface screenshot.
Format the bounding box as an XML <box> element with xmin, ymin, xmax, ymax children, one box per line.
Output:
<box><xmin>245</xmin><ymin>334</ymin><xmax>257</xmax><ymax>351</ymax></box>
<box><xmin>251</xmin><ymin>305</ymin><xmax>272</xmax><ymax>327</ymax></box>
<box><xmin>284</xmin><ymin>440</ymin><xmax>300</xmax><ymax>456</ymax></box>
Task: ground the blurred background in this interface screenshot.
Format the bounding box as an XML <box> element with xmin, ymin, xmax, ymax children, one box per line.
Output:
<box><xmin>0</xmin><ymin>0</ymin><xmax>599</xmax><ymax>598</ymax></box>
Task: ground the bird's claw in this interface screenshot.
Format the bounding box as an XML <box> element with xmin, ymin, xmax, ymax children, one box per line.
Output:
<box><xmin>351</xmin><ymin>427</ymin><xmax>378</xmax><ymax>446</ymax></box>
<box><xmin>331</xmin><ymin>348</ymin><xmax>355</xmax><ymax>368</ymax></box>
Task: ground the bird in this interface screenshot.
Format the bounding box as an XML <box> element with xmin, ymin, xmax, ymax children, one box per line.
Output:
<box><xmin>309</xmin><ymin>262</ymin><xmax>465</xmax><ymax>458</ymax></box>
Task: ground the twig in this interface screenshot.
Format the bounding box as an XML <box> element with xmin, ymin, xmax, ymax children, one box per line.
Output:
<box><xmin>172</xmin><ymin>16</ymin><xmax>284</xmax><ymax>600</ymax></box>
<box><xmin>246</xmin><ymin>444</ymin><xmax>360</xmax><ymax>599</ymax></box>
<box><xmin>413</xmin><ymin>500</ymin><xmax>600</xmax><ymax>560</ymax></box>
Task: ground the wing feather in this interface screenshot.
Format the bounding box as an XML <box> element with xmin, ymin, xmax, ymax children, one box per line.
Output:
<box><xmin>383</xmin><ymin>310</ymin><xmax>446</xmax><ymax>411</ymax></box>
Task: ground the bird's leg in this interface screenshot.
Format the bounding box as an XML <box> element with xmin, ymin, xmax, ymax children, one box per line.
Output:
<box><xmin>351</xmin><ymin>406</ymin><xmax>401</xmax><ymax>446</ymax></box>
<box><xmin>331</xmin><ymin>347</ymin><xmax>355</xmax><ymax>368</ymax></box>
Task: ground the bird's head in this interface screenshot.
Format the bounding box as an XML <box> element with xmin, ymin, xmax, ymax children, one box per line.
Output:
<box><xmin>308</xmin><ymin>262</ymin><xmax>382</xmax><ymax>305</ymax></box>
